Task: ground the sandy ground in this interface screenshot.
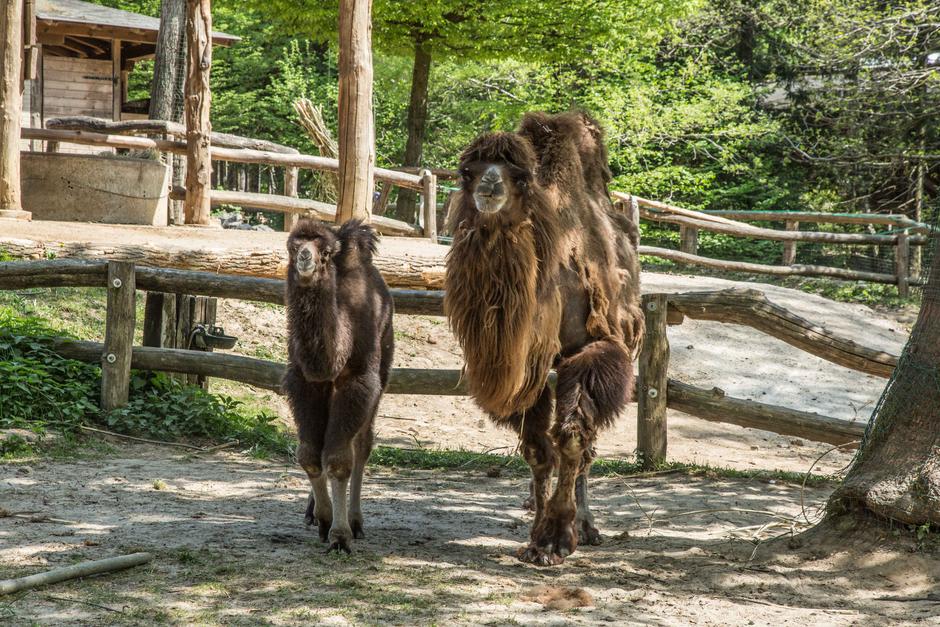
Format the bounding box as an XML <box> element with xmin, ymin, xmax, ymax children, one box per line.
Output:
<box><xmin>2</xmin><ymin>445</ymin><xmax>939</xmax><ymax>625</ymax></box>
<box><xmin>216</xmin><ymin>271</ymin><xmax>910</xmax><ymax>478</ymax></box>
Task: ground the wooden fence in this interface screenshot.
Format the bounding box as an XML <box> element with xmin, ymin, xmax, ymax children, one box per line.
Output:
<box><xmin>1</xmin><ymin>259</ymin><xmax>896</xmax><ymax>460</ymax></box>
<box><xmin>614</xmin><ymin>192</ymin><xmax>930</xmax><ymax>297</ymax></box>
<box><xmin>20</xmin><ymin>119</ymin><xmax>439</xmax><ymax>240</ymax></box>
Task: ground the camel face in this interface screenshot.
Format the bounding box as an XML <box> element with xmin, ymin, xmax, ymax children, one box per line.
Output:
<box><xmin>288</xmin><ymin>227</ymin><xmax>337</xmax><ymax>284</ymax></box>
<box><xmin>472</xmin><ymin>164</ymin><xmax>508</xmax><ymax>213</ymax></box>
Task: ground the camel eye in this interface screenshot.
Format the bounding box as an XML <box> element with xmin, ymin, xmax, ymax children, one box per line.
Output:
<box><xmin>460</xmin><ymin>168</ymin><xmax>472</xmax><ymax>182</ymax></box>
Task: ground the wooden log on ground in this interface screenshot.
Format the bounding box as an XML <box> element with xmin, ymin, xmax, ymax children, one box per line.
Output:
<box><xmin>666</xmin><ymin>288</ymin><xmax>898</xmax><ymax>377</ymax></box>
<box><xmin>167</xmin><ymin>186</ymin><xmax>420</xmax><ymax>236</ymax></box>
<box><xmin>639</xmin><ymin>245</ymin><xmax>912</xmax><ymax>285</ymax></box>
<box><xmin>0</xmin><ymin>553</ymin><xmax>153</xmax><ymax>596</ymax></box>
<box><xmin>184</xmin><ymin>0</ymin><xmax>212</xmax><ymax>225</ymax></box>
<box><xmin>637</xmin><ymin>293</ymin><xmax>669</xmax><ymax>469</ymax></box>
<box><xmin>101</xmin><ymin>262</ymin><xmax>136</xmax><ymax>411</ymax></box>
<box><xmin>666</xmin><ymin>380</ymin><xmax>863</xmax><ymax>446</ymax></box>
<box><xmin>49</xmin><ymin>338</ymin><xmax>465</xmax><ymax>395</ymax></box>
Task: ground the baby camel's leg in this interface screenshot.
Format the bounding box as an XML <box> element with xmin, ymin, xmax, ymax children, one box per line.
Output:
<box><xmin>322</xmin><ymin>371</ymin><xmax>382</xmax><ymax>553</ymax></box>
<box><xmin>520</xmin><ymin>339</ymin><xmax>631</xmax><ymax>565</ymax></box>
<box><xmin>348</xmin><ymin>419</ymin><xmax>375</xmax><ymax>539</ymax></box>
<box><xmin>285</xmin><ymin>366</ymin><xmax>333</xmax><ymax>539</ymax></box>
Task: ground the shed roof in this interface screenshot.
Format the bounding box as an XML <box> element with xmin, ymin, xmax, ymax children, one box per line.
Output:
<box><xmin>36</xmin><ymin>0</ymin><xmax>239</xmax><ymax>45</ymax></box>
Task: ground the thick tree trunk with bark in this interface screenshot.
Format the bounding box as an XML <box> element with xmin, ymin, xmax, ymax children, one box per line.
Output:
<box><xmin>826</xmin><ymin>232</ymin><xmax>940</xmax><ymax>526</ymax></box>
<box><xmin>336</xmin><ymin>0</ymin><xmax>374</xmax><ymax>223</ymax></box>
<box><xmin>392</xmin><ymin>42</ymin><xmax>431</xmax><ymax>223</ymax></box>
<box><xmin>150</xmin><ymin>0</ymin><xmax>187</xmax><ymax>122</ymax></box>
<box><xmin>0</xmin><ymin>0</ymin><xmax>23</xmax><ymax>215</ymax></box>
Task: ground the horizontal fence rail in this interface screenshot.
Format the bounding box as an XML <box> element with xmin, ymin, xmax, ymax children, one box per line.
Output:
<box><xmin>0</xmin><ymin>259</ymin><xmax>896</xmax><ymax>452</ymax></box>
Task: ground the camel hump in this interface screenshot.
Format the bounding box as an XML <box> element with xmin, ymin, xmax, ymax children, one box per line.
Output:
<box><xmin>518</xmin><ymin>110</ymin><xmax>612</xmax><ymax>193</ymax></box>
<box><xmin>336</xmin><ymin>219</ymin><xmax>379</xmax><ymax>262</ymax></box>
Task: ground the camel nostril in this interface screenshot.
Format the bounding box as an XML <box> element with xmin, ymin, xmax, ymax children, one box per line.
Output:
<box><xmin>298</xmin><ymin>249</ymin><xmax>312</xmax><ymax>261</ymax></box>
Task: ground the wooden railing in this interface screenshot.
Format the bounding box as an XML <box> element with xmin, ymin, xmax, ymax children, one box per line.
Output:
<box><xmin>634</xmin><ymin>287</ymin><xmax>898</xmax><ymax>468</ymax></box>
<box><xmin>21</xmin><ymin>120</ymin><xmax>438</xmax><ymax>240</ymax></box>
<box><xmin>1</xmin><ymin>259</ymin><xmax>896</xmax><ymax>459</ymax></box>
<box><xmin>614</xmin><ymin>192</ymin><xmax>930</xmax><ymax>297</ymax></box>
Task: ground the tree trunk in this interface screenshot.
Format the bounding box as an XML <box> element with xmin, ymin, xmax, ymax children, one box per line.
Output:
<box><xmin>392</xmin><ymin>42</ymin><xmax>431</xmax><ymax>223</ymax></box>
<box><xmin>184</xmin><ymin>0</ymin><xmax>212</xmax><ymax>225</ymax></box>
<box><xmin>336</xmin><ymin>0</ymin><xmax>374</xmax><ymax>223</ymax></box>
<box><xmin>0</xmin><ymin>0</ymin><xmax>23</xmax><ymax>215</ymax></box>
<box><xmin>825</xmin><ymin>232</ymin><xmax>940</xmax><ymax>526</ymax></box>
<box><xmin>149</xmin><ymin>0</ymin><xmax>187</xmax><ymax>122</ymax></box>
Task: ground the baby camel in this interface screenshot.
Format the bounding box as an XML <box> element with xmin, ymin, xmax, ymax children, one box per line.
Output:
<box><xmin>283</xmin><ymin>219</ymin><xmax>394</xmax><ymax>553</ymax></box>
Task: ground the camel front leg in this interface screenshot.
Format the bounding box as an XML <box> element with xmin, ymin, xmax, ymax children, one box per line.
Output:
<box><xmin>508</xmin><ymin>386</ymin><xmax>556</xmax><ymax>535</ymax></box>
<box><xmin>305</xmin><ymin>475</ymin><xmax>333</xmax><ymax>542</ymax></box>
<box><xmin>322</xmin><ymin>372</ymin><xmax>382</xmax><ymax>554</ymax></box>
<box><xmin>520</xmin><ymin>339</ymin><xmax>631</xmax><ymax>565</ymax></box>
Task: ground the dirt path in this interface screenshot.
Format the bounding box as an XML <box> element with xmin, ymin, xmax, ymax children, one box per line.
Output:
<box><xmin>2</xmin><ymin>445</ymin><xmax>936</xmax><ymax>625</ymax></box>
<box><xmin>217</xmin><ymin>272</ymin><xmax>909</xmax><ymax>478</ymax></box>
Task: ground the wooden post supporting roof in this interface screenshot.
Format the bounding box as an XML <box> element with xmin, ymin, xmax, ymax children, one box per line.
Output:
<box><xmin>184</xmin><ymin>0</ymin><xmax>211</xmax><ymax>225</ymax></box>
<box><xmin>0</xmin><ymin>0</ymin><xmax>28</xmax><ymax>220</ymax></box>
<box><xmin>336</xmin><ymin>0</ymin><xmax>374</xmax><ymax>223</ymax></box>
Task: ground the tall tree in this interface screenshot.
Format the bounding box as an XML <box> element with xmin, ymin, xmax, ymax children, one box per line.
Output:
<box><xmin>150</xmin><ymin>0</ymin><xmax>187</xmax><ymax>121</ymax></box>
<box><xmin>262</xmin><ymin>0</ymin><xmax>691</xmax><ymax>222</ymax></box>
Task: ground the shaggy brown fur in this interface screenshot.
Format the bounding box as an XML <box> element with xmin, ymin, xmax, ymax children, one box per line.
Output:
<box><xmin>283</xmin><ymin>219</ymin><xmax>394</xmax><ymax>554</ymax></box>
<box><xmin>445</xmin><ymin>111</ymin><xmax>644</xmax><ymax>565</ymax></box>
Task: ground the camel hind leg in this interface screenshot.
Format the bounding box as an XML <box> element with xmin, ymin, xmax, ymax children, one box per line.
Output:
<box><xmin>348</xmin><ymin>418</ymin><xmax>375</xmax><ymax>539</ymax></box>
<box><xmin>519</xmin><ymin>338</ymin><xmax>632</xmax><ymax>565</ymax></box>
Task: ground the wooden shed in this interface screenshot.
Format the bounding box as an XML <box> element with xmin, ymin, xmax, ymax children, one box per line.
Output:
<box><xmin>23</xmin><ymin>0</ymin><xmax>237</xmax><ymax>137</ymax></box>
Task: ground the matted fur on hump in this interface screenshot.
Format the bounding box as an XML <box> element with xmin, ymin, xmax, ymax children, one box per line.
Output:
<box><xmin>445</xmin><ymin>132</ymin><xmax>562</xmax><ymax>418</ymax></box>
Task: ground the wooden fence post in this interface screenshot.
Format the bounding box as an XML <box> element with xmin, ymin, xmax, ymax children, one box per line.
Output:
<box><xmin>679</xmin><ymin>225</ymin><xmax>698</xmax><ymax>255</ymax></box>
<box><xmin>0</xmin><ymin>0</ymin><xmax>28</xmax><ymax>221</ymax></box>
<box><xmin>101</xmin><ymin>261</ymin><xmax>136</xmax><ymax>411</ymax></box>
<box><xmin>896</xmin><ymin>230</ymin><xmax>910</xmax><ymax>298</ymax></box>
<box><xmin>421</xmin><ymin>169</ymin><xmax>437</xmax><ymax>241</ymax></box>
<box><xmin>184</xmin><ymin>0</ymin><xmax>212</xmax><ymax>225</ymax></box>
<box><xmin>637</xmin><ymin>293</ymin><xmax>669</xmax><ymax>470</ymax></box>
<box><xmin>282</xmin><ymin>166</ymin><xmax>299</xmax><ymax>232</ymax></box>
<box><xmin>782</xmin><ymin>220</ymin><xmax>799</xmax><ymax>265</ymax></box>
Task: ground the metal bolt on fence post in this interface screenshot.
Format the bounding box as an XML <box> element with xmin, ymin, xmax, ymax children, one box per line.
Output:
<box><xmin>648</xmin><ymin>387</ymin><xmax>659</xmax><ymax>398</ymax></box>
<box><xmin>106</xmin><ymin>353</ymin><xmax>117</xmax><ymax>364</ymax></box>
<box><xmin>112</xmin><ymin>278</ymin><xmax>122</xmax><ymax>289</ymax></box>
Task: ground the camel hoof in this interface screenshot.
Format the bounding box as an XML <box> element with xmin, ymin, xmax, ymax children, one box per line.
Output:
<box><xmin>317</xmin><ymin>524</ymin><xmax>330</xmax><ymax>543</ymax></box>
<box><xmin>521</xmin><ymin>496</ymin><xmax>535</xmax><ymax>512</ymax></box>
<box><xmin>516</xmin><ymin>543</ymin><xmax>566</xmax><ymax>566</ymax></box>
<box><xmin>325</xmin><ymin>541</ymin><xmax>352</xmax><ymax>555</ymax></box>
<box><xmin>351</xmin><ymin>524</ymin><xmax>365</xmax><ymax>540</ymax></box>
<box><xmin>579</xmin><ymin>522</ymin><xmax>603</xmax><ymax>546</ymax></box>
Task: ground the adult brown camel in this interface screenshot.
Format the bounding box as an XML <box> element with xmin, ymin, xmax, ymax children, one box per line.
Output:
<box><xmin>445</xmin><ymin>111</ymin><xmax>643</xmax><ymax>565</ymax></box>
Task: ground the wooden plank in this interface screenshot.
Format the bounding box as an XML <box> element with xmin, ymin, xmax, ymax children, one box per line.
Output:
<box><xmin>637</xmin><ymin>293</ymin><xmax>668</xmax><ymax>469</ymax></box>
<box><xmin>184</xmin><ymin>0</ymin><xmax>212</xmax><ymax>225</ymax></box>
<box><xmin>421</xmin><ymin>169</ymin><xmax>437</xmax><ymax>241</ymax></box>
<box><xmin>639</xmin><ymin>245</ymin><xmax>908</xmax><ymax>284</ymax></box>
<box><xmin>101</xmin><ymin>261</ymin><xmax>136</xmax><ymax>411</ymax></box>
<box><xmin>679</xmin><ymin>224</ymin><xmax>698</xmax><ymax>255</ymax></box>
<box><xmin>781</xmin><ymin>220</ymin><xmax>799</xmax><ymax>265</ymax></box>
<box><xmin>167</xmin><ymin>186</ymin><xmax>421</xmax><ymax>236</ymax></box>
<box><xmin>666</xmin><ymin>380</ymin><xmax>863</xmax><ymax>446</ymax></box>
<box><xmin>666</xmin><ymin>289</ymin><xmax>899</xmax><ymax>377</ymax></box>
<box><xmin>282</xmin><ymin>166</ymin><xmax>299</xmax><ymax>232</ymax></box>
<box><xmin>42</xmin><ymin>84</ymin><xmax>114</xmax><ymax>96</ymax></box>
<box><xmin>49</xmin><ymin>338</ymin><xmax>468</xmax><ymax>395</ymax></box>
<box><xmin>896</xmin><ymin>230</ymin><xmax>910</xmax><ymax>298</ymax></box>
<box><xmin>703</xmin><ymin>209</ymin><xmax>929</xmax><ymax>231</ymax></box>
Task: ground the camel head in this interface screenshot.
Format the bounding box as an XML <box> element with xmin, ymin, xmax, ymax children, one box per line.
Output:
<box><xmin>456</xmin><ymin>131</ymin><xmax>538</xmax><ymax>223</ymax></box>
<box><xmin>287</xmin><ymin>219</ymin><xmax>339</xmax><ymax>285</ymax></box>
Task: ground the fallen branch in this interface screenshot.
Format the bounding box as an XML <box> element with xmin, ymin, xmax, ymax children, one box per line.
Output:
<box><xmin>0</xmin><ymin>553</ymin><xmax>152</xmax><ymax>596</ymax></box>
<box><xmin>79</xmin><ymin>426</ymin><xmax>205</xmax><ymax>450</ymax></box>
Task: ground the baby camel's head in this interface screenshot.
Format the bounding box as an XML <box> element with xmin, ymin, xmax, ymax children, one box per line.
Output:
<box><xmin>287</xmin><ymin>219</ymin><xmax>339</xmax><ymax>285</ymax></box>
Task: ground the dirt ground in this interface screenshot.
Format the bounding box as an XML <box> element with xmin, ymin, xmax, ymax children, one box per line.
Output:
<box><xmin>3</xmin><ymin>444</ymin><xmax>939</xmax><ymax>625</ymax></box>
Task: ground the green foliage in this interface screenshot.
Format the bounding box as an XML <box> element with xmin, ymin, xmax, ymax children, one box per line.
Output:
<box><xmin>0</xmin><ymin>308</ymin><xmax>291</xmax><ymax>457</ymax></box>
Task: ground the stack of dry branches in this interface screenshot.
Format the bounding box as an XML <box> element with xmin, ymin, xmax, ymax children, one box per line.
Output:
<box><xmin>293</xmin><ymin>98</ymin><xmax>338</xmax><ymax>203</ymax></box>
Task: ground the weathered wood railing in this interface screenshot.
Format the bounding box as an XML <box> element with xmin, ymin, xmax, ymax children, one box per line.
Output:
<box><xmin>613</xmin><ymin>192</ymin><xmax>929</xmax><ymax>297</ymax></box>
<box><xmin>634</xmin><ymin>287</ymin><xmax>898</xmax><ymax>468</ymax></box>
<box><xmin>1</xmin><ymin>259</ymin><xmax>895</xmax><ymax>462</ymax></box>
<box><xmin>21</xmin><ymin>122</ymin><xmax>438</xmax><ymax>240</ymax></box>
